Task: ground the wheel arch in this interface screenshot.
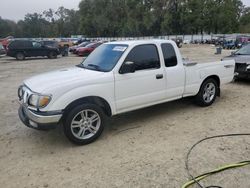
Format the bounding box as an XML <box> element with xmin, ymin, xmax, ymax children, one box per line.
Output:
<box><xmin>63</xmin><ymin>96</ymin><xmax>112</xmax><ymax>119</ymax></box>
<box><xmin>204</xmin><ymin>75</ymin><xmax>220</xmax><ymax>87</ymax></box>
<box><xmin>201</xmin><ymin>75</ymin><xmax>221</xmax><ymax>96</ymax></box>
<box><xmin>16</xmin><ymin>50</ymin><xmax>26</xmax><ymax>55</ymax></box>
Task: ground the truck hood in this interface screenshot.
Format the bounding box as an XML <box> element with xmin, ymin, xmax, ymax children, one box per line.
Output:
<box><xmin>223</xmin><ymin>55</ymin><xmax>250</xmax><ymax>64</ymax></box>
<box><xmin>24</xmin><ymin>66</ymin><xmax>105</xmax><ymax>93</ymax></box>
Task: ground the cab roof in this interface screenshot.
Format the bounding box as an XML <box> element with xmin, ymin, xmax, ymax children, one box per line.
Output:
<box><xmin>107</xmin><ymin>39</ymin><xmax>174</xmax><ymax>46</ymax></box>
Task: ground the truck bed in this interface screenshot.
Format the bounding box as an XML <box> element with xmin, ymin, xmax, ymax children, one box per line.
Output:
<box><xmin>183</xmin><ymin>59</ymin><xmax>235</xmax><ymax>97</ymax></box>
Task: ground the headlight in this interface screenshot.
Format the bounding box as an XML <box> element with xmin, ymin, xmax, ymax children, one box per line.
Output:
<box><xmin>28</xmin><ymin>94</ymin><xmax>51</xmax><ymax>108</ymax></box>
<box><xmin>247</xmin><ymin>65</ymin><xmax>250</xmax><ymax>71</ymax></box>
<box><xmin>18</xmin><ymin>86</ymin><xmax>24</xmax><ymax>100</ymax></box>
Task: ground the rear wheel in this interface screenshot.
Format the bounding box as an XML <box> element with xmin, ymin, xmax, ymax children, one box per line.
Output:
<box><xmin>16</xmin><ymin>52</ymin><xmax>25</xmax><ymax>60</ymax></box>
<box><xmin>63</xmin><ymin>103</ymin><xmax>105</xmax><ymax>145</ymax></box>
<box><xmin>48</xmin><ymin>51</ymin><xmax>57</xmax><ymax>59</ymax></box>
<box><xmin>195</xmin><ymin>78</ymin><xmax>218</xmax><ymax>107</ymax></box>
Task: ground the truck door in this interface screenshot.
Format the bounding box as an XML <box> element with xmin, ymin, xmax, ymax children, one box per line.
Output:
<box><xmin>114</xmin><ymin>44</ymin><xmax>167</xmax><ymax>112</ymax></box>
<box><xmin>161</xmin><ymin>43</ymin><xmax>185</xmax><ymax>99</ymax></box>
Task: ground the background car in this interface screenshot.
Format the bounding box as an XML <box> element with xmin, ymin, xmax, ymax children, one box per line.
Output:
<box><xmin>235</xmin><ymin>36</ymin><xmax>250</xmax><ymax>48</ymax></box>
<box><xmin>58</xmin><ymin>38</ymin><xmax>74</xmax><ymax>48</ymax></box>
<box><xmin>0</xmin><ymin>43</ymin><xmax>6</xmax><ymax>56</ymax></box>
<box><xmin>76</xmin><ymin>42</ymin><xmax>102</xmax><ymax>56</ymax></box>
<box><xmin>69</xmin><ymin>41</ymin><xmax>91</xmax><ymax>54</ymax></box>
<box><xmin>171</xmin><ymin>38</ymin><xmax>183</xmax><ymax>48</ymax></box>
<box><xmin>40</xmin><ymin>40</ymin><xmax>71</xmax><ymax>56</ymax></box>
<box><xmin>223</xmin><ymin>43</ymin><xmax>250</xmax><ymax>79</ymax></box>
<box><xmin>0</xmin><ymin>36</ymin><xmax>13</xmax><ymax>49</ymax></box>
<box><xmin>223</xmin><ymin>39</ymin><xmax>236</xmax><ymax>49</ymax></box>
<box><xmin>40</xmin><ymin>40</ymin><xmax>59</xmax><ymax>48</ymax></box>
<box><xmin>6</xmin><ymin>40</ymin><xmax>60</xmax><ymax>60</ymax></box>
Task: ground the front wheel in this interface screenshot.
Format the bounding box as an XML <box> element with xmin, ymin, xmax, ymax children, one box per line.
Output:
<box><xmin>63</xmin><ymin>104</ymin><xmax>105</xmax><ymax>145</ymax></box>
<box><xmin>195</xmin><ymin>78</ymin><xmax>218</xmax><ymax>107</ymax></box>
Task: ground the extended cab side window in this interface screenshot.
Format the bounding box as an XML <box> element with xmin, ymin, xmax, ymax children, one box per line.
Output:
<box><xmin>161</xmin><ymin>43</ymin><xmax>177</xmax><ymax>67</ymax></box>
<box><xmin>125</xmin><ymin>44</ymin><xmax>160</xmax><ymax>71</ymax></box>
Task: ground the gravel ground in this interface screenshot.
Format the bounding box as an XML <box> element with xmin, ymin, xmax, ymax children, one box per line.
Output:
<box><xmin>0</xmin><ymin>44</ymin><xmax>250</xmax><ymax>188</ymax></box>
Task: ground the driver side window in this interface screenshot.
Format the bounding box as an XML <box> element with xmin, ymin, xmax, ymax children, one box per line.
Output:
<box><xmin>124</xmin><ymin>44</ymin><xmax>160</xmax><ymax>71</ymax></box>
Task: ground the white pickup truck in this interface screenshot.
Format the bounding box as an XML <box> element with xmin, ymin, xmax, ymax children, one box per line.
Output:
<box><xmin>18</xmin><ymin>40</ymin><xmax>235</xmax><ymax>145</ymax></box>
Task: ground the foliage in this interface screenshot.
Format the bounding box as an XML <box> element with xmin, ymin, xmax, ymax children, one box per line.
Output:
<box><xmin>239</xmin><ymin>7</ymin><xmax>250</xmax><ymax>33</ymax></box>
<box><xmin>78</xmin><ymin>0</ymin><xmax>245</xmax><ymax>36</ymax></box>
<box><xmin>0</xmin><ymin>0</ymin><xmax>249</xmax><ymax>38</ymax></box>
<box><xmin>0</xmin><ymin>7</ymin><xmax>80</xmax><ymax>38</ymax></box>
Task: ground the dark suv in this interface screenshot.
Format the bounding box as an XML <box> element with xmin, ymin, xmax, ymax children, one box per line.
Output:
<box><xmin>7</xmin><ymin>40</ymin><xmax>60</xmax><ymax>60</ymax></box>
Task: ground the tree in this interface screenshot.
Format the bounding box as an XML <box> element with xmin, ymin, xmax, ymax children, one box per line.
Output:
<box><xmin>0</xmin><ymin>17</ymin><xmax>18</xmax><ymax>37</ymax></box>
<box><xmin>239</xmin><ymin>7</ymin><xmax>250</xmax><ymax>33</ymax></box>
<box><xmin>0</xmin><ymin>1</ymin><xmax>249</xmax><ymax>38</ymax></box>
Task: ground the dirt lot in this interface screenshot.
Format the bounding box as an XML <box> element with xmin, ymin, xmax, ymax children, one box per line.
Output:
<box><xmin>0</xmin><ymin>44</ymin><xmax>250</xmax><ymax>188</ymax></box>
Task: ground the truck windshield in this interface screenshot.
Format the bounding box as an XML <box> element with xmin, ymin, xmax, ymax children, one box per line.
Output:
<box><xmin>235</xmin><ymin>44</ymin><xmax>250</xmax><ymax>55</ymax></box>
<box><xmin>79</xmin><ymin>44</ymin><xmax>128</xmax><ymax>72</ymax></box>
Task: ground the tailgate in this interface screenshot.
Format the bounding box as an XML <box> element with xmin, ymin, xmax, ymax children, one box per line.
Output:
<box><xmin>196</xmin><ymin>60</ymin><xmax>235</xmax><ymax>84</ymax></box>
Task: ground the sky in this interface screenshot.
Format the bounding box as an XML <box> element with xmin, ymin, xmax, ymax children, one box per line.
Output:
<box><xmin>0</xmin><ymin>0</ymin><xmax>80</xmax><ymax>21</ymax></box>
<box><xmin>0</xmin><ymin>0</ymin><xmax>250</xmax><ymax>21</ymax></box>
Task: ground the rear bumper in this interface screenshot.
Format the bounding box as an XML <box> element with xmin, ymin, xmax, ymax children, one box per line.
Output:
<box><xmin>18</xmin><ymin>105</ymin><xmax>62</xmax><ymax>130</ymax></box>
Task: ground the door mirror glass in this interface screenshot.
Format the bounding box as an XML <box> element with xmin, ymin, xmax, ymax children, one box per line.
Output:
<box><xmin>119</xmin><ymin>61</ymin><xmax>136</xmax><ymax>74</ymax></box>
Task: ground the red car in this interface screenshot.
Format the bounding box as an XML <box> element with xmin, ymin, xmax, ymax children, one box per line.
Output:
<box><xmin>69</xmin><ymin>41</ymin><xmax>91</xmax><ymax>54</ymax></box>
<box><xmin>76</xmin><ymin>42</ymin><xmax>102</xmax><ymax>56</ymax></box>
<box><xmin>0</xmin><ymin>36</ymin><xmax>13</xmax><ymax>50</ymax></box>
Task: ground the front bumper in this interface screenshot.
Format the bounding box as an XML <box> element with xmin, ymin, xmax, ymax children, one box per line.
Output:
<box><xmin>235</xmin><ymin>72</ymin><xmax>250</xmax><ymax>79</ymax></box>
<box><xmin>235</xmin><ymin>63</ymin><xmax>250</xmax><ymax>79</ymax></box>
<box><xmin>18</xmin><ymin>105</ymin><xmax>62</xmax><ymax>130</ymax></box>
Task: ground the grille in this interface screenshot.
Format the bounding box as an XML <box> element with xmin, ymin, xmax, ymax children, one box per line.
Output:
<box><xmin>235</xmin><ymin>63</ymin><xmax>247</xmax><ymax>72</ymax></box>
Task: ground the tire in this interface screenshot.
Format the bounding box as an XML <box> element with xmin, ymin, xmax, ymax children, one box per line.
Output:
<box><xmin>16</xmin><ymin>52</ymin><xmax>25</xmax><ymax>60</ymax></box>
<box><xmin>48</xmin><ymin>51</ymin><xmax>57</xmax><ymax>59</ymax></box>
<box><xmin>195</xmin><ymin>78</ymin><xmax>218</xmax><ymax>107</ymax></box>
<box><xmin>63</xmin><ymin>103</ymin><xmax>105</xmax><ymax>145</ymax></box>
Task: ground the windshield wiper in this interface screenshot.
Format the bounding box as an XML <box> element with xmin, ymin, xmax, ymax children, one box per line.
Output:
<box><xmin>87</xmin><ymin>64</ymin><xmax>102</xmax><ymax>71</ymax></box>
<box><xmin>235</xmin><ymin>53</ymin><xmax>250</xmax><ymax>55</ymax></box>
<box><xmin>76</xmin><ymin>64</ymin><xmax>86</xmax><ymax>69</ymax></box>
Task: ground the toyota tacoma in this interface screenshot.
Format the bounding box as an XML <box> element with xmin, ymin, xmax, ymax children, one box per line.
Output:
<box><xmin>18</xmin><ymin>40</ymin><xmax>235</xmax><ymax>145</ymax></box>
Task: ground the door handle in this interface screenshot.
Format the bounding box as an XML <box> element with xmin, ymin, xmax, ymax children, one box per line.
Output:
<box><xmin>224</xmin><ymin>65</ymin><xmax>234</xmax><ymax>68</ymax></box>
<box><xmin>156</xmin><ymin>74</ymin><xmax>163</xmax><ymax>79</ymax></box>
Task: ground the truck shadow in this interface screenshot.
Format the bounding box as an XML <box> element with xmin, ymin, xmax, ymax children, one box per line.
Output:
<box><xmin>105</xmin><ymin>97</ymin><xmax>195</xmax><ymax>134</ymax></box>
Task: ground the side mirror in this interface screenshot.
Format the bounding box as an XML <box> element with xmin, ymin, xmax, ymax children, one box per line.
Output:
<box><xmin>119</xmin><ymin>61</ymin><xmax>136</xmax><ymax>74</ymax></box>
